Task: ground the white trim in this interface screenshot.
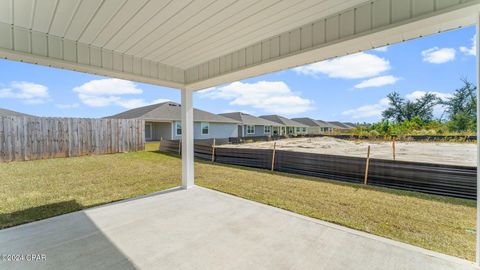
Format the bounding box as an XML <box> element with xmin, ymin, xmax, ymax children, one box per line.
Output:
<box><xmin>201</xmin><ymin>122</ymin><xmax>209</xmax><ymax>135</ymax></box>
<box><xmin>476</xmin><ymin>11</ymin><xmax>480</xmax><ymax>267</ymax></box>
<box><xmin>264</xmin><ymin>125</ymin><xmax>271</xmax><ymax>134</ymax></box>
<box><xmin>246</xmin><ymin>125</ymin><xmax>255</xmax><ymax>135</ymax></box>
<box><xmin>175</xmin><ymin>121</ymin><xmax>182</xmax><ymax>136</ymax></box>
<box><xmin>181</xmin><ymin>88</ymin><xmax>194</xmax><ymax>189</ymax></box>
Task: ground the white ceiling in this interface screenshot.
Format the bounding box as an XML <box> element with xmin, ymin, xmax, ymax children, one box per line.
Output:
<box><xmin>0</xmin><ymin>0</ymin><xmax>369</xmax><ymax>69</ymax></box>
<box><xmin>0</xmin><ymin>0</ymin><xmax>478</xmax><ymax>90</ymax></box>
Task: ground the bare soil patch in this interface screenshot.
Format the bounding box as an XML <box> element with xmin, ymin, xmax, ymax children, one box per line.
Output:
<box><xmin>220</xmin><ymin>137</ymin><xmax>476</xmax><ymax>166</ymax></box>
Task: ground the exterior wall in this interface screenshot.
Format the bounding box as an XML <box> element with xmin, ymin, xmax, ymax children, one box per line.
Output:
<box><xmin>307</xmin><ymin>126</ymin><xmax>322</xmax><ymax>135</ymax></box>
<box><xmin>241</xmin><ymin>125</ymin><xmax>272</xmax><ymax>137</ymax></box>
<box><xmin>294</xmin><ymin>127</ymin><xmax>308</xmax><ymax>135</ymax></box>
<box><xmin>321</xmin><ymin>127</ymin><xmax>334</xmax><ymax>133</ymax></box>
<box><xmin>146</xmin><ymin>122</ymin><xmax>172</xmax><ymax>141</ymax></box>
<box><xmin>305</xmin><ymin>126</ymin><xmax>333</xmax><ymax>134</ymax></box>
<box><xmin>172</xmin><ymin>121</ymin><xmax>238</xmax><ymax>140</ymax></box>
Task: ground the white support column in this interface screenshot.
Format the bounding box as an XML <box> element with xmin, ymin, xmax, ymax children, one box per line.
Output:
<box><xmin>476</xmin><ymin>11</ymin><xmax>480</xmax><ymax>267</ymax></box>
<box><xmin>181</xmin><ymin>87</ymin><xmax>194</xmax><ymax>189</ymax></box>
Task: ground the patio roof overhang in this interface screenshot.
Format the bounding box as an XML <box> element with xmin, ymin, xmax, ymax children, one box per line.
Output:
<box><xmin>2</xmin><ymin>0</ymin><xmax>480</xmax><ymax>266</ymax></box>
<box><xmin>0</xmin><ymin>0</ymin><xmax>478</xmax><ymax>91</ymax></box>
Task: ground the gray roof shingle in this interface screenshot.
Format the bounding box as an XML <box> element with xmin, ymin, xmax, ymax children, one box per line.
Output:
<box><xmin>0</xmin><ymin>108</ymin><xmax>35</xmax><ymax>117</ymax></box>
<box><xmin>292</xmin><ymin>118</ymin><xmax>335</xmax><ymax>128</ymax></box>
<box><xmin>219</xmin><ymin>112</ymin><xmax>279</xmax><ymax>126</ymax></box>
<box><xmin>107</xmin><ymin>102</ymin><xmax>239</xmax><ymax>123</ymax></box>
<box><xmin>327</xmin><ymin>121</ymin><xmax>354</xmax><ymax>129</ymax></box>
<box><xmin>259</xmin><ymin>115</ymin><xmax>307</xmax><ymax>127</ymax></box>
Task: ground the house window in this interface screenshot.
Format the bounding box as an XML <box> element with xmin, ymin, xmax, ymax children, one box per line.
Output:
<box><xmin>175</xmin><ymin>122</ymin><xmax>182</xmax><ymax>136</ymax></box>
<box><xmin>201</xmin><ymin>122</ymin><xmax>209</xmax><ymax>135</ymax></box>
<box><xmin>296</xmin><ymin>127</ymin><xmax>300</xmax><ymax>132</ymax></box>
<box><xmin>246</xmin><ymin>125</ymin><xmax>255</xmax><ymax>135</ymax></box>
<box><xmin>302</xmin><ymin>127</ymin><xmax>307</xmax><ymax>133</ymax></box>
<box><xmin>264</xmin><ymin>126</ymin><xmax>271</xmax><ymax>134</ymax></box>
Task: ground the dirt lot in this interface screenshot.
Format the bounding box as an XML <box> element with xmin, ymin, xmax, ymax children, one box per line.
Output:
<box><xmin>220</xmin><ymin>137</ymin><xmax>476</xmax><ymax>166</ymax></box>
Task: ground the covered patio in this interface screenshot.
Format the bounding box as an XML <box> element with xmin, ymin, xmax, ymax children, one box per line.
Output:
<box><xmin>0</xmin><ymin>187</ymin><xmax>475</xmax><ymax>270</ymax></box>
<box><xmin>0</xmin><ymin>0</ymin><xmax>480</xmax><ymax>268</ymax></box>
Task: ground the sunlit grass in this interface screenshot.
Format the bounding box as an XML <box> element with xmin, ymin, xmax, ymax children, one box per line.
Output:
<box><xmin>0</xmin><ymin>142</ymin><xmax>475</xmax><ymax>261</ymax></box>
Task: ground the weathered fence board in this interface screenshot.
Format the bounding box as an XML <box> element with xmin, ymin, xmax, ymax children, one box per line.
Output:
<box><xmin>0</xmin><ymin>116</ymin><xmax>145</xmax><ymax>162</ymax></box>
<box><xmin>159</xmin><ymin>139</ymin><xmax>476</xmax><ymax>200</ymax></box>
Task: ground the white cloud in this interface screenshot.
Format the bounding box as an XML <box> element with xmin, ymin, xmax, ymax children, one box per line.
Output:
<box><xmin>373</xmin><ymin>46</ymin><xmax>388</xmax><ymax>52</ymax></box>
<box><xmin>342</xmin><ymin>90</ymin><xmax>453</xmax><ymax>120</ymax></box>
<box><xmin>151</xmin><ymin>98</ymin><xmax>171</xmax><ymax>104</ymax></box>
<box><xmin>354</xmin><ymin>75</ymin><xmax>401</xmax><ymax>89</ymax></box>
<box><xmin>460</xmin><ymin>35</ymin><xmax>476</xmax><ymax>56</ymax></box>
<box><xmin>73</xmin><ymin>78</ymin><xmax>142</xmax><ymax>96</ymax></box>
<box><xmin>421</xmin><ymin>47</ymin><xmax>456</xmax><ymax>64</ymax></box>
<box><xmin>0</xmin><ymin>81</ymin><xmax>50</xmax><ymax>104</ymax></box>
<box><xmin>405</xmin><ymin>90</ymin><xmax>452</xmax><ymax>102</ymax></box>
<box><xmin>198</xmin><ymin>81</ymin><xmax>313</xmax><ymax>115</ymax></box>
<box><xmin>56</xmin><ymin>103</ymin><xmax>80</xmax><ymax>109</ymax></box>
<box><xmin>406</xmin><ymin>90</ymin><xmax>452</xmax><ymax>118</ymax></box>
<box><xmin>342</xmin><ymin>98</ymin><xmax>390</xmax><ymax>119</ymax></box>
<box><xmin>73</xmin><ymin>78</ymin><xmax>167</xmax><ymax>109</ymax></box>
<box><xmin>293</xmin><ymin>52</ymin><xmax>390</xmax><ymax>79</ymax></box>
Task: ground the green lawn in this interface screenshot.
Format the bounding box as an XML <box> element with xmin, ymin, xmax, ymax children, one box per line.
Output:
<box><xmin>0</xmin><ymin>143</ymin><xmax>475</xmax><ymax>261</ymax></box>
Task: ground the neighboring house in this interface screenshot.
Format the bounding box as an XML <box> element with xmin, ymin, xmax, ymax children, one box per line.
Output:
<box><xmin>327</xmin><ymin>121</ymin><xmax>355</xmax><ymax>131</ymax></box>
<box><xmin>0</xmin><ymin>108</ymin><xmax>35</xmax><ymax>117</ymax></box>
<box><xmin>259</xmin><ymin>115</ymin><xmax>308</xmax><ymax>136</ymax></box>
<box><xmin>219</xmin><ymin>112</ymin><xmax>281</xmax><ymax>137</ymax></box>
<box><xmin>107</xmin><ymin>102</ymin><xmax>239</xmax><ymax>141</ymax></box>
<box><xmin>342</xmin><ymin>122</ymin><xmax>358</xmax><ymax>128</ymax></box>
<box><xmin>292</xmin><ymin>118</ymin><xmax>335</xmax><ymax>134</ymax></box>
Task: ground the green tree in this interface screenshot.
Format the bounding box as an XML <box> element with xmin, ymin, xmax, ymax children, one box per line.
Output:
<box><xmin>442</xmin><ymin>79</ymin><xmax>477</xmax><ymax>131</ymax></box>
<box><xmin>382</xmin><ymin>91</ymin><xmax>439</xmax><ymax>123</ymax></box>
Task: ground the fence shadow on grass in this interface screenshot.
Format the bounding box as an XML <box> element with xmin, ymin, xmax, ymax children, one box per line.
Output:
<box><xmin>0</xmin><ymin>200</ymin><xmax>84</xmax><ymax>229</ymax></box>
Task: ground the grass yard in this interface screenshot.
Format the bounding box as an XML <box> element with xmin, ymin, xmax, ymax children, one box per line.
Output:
<box><xmin>0</xmin><ymin>142</ymin><xmax>475</xmax><ymax>261</ymax></box>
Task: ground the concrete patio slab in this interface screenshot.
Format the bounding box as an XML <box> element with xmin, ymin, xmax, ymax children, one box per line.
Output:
<box><xmin>0</xmin><ymin>186</ymin><xmax>475</xmax><ymax>270</ymax></box>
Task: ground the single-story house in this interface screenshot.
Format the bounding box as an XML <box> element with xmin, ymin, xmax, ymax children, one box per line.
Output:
<box><xmin>259</xmin><ymin>115</ymin><xmax>308</xmax><ymax>136</ymax></box>
<box><xmin>219</xmin><ymin>112</ymin><xmax>281</xmax><ymax>137</ymax></box>
<box><xmin>328</xmin><ymin>121</ymin><xmax>356</xmax><ymax>130</ymax></box>
<box><xmin>292</xmin><ymin>118</ymin><xmax>336</xmax><ymax>134</ymax></box>
<box><xmin>108</xmin><ymin>102</ymin><xmax>239</xmax><ymax>141</ymax></box>
<box><xmin>0</xmin><ymin>108</ymin><xmax>35</xmax><ymax>117</ymax></box>
<box><xmin>342</xmin><ymin>122</ymin><xmax>358</xmax><ymax>128</ymax></box>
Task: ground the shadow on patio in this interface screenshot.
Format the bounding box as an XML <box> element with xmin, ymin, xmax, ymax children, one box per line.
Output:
<box><xmin>0</xmin><ymin>186</ymin><xmax>475</xmax><ymax>270</ymax></box>
<box><xmin>0</xmin><ymin>203</ymin><xmax>138</xmax><ymax>269</ymax></box>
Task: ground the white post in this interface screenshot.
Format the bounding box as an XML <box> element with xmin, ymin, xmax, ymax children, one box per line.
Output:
<box><xmin>476</xmin><ymin>11</ymin><xmax>480</xmax><ymax>266</ymax></box>
<box><xmin>181</xmin><ymin>88</ymin><xmax>194</xmax><ymax>189</ymax></box>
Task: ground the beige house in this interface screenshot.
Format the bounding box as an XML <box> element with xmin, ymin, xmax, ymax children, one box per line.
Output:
<box><xmin>259</xmin><ymin>115</ymin><xmax>308</xmax><ymax>136</ymax></box>
<box><xmin>292</xmin><ymin>118</ymin><xmax>336</xmax><ymax>134</ymax></box>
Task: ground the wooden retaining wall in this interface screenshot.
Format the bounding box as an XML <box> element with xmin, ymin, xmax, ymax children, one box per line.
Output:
<box><xmin>0</xmin><ymin>116</ymin><xmax>144</xmax><ymax>162</ymax></box>
<box><xmin>159</xmin><ymin>139</ymin><xmax>476</xmax><ymax>200</ymax></box>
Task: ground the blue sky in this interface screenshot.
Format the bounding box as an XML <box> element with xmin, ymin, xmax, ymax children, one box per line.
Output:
<box><xmin>0</xmin><ymin>26</ymin><xmax>476</xmax><ymax>122</ymax></box>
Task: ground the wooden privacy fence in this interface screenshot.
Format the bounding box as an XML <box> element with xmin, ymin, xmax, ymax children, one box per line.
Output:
<box><xmin>0</xmin><ymin>116</ymin><xmax>145</xmax><ymax>162</ymax></box>
<box><xmin>159</xmin><ymin>139</ymin><xmax>476</xmax><ymax>200</ymax></box>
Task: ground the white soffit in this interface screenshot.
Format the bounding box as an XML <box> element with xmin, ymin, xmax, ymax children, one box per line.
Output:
<box><xmin>0</xmin><ymin>0</ymin><xmax>478</xmax><ymax>90</ymax></box>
